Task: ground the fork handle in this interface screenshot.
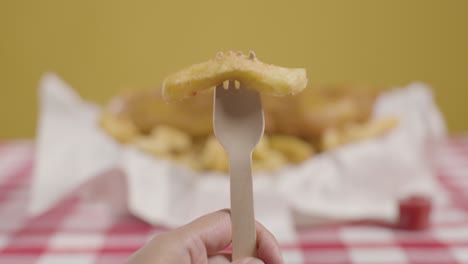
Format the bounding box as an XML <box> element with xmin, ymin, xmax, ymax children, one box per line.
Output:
<box><xmin>229</xmin><ymin>153</ymin><xmax>257</xmax><ymax>260</ymax></box>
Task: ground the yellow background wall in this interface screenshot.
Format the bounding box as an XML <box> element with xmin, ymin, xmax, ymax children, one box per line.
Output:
<box><xmin>1</xmin><ymin>0</ymin><xmax>467</xmax><ymax>138</ymax></box>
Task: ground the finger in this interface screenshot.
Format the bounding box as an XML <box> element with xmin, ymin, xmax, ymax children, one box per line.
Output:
<box><xmin>207</xmin><ymin>255</ymin><xmax>264</xmax><ymax>264</ymax></box>
<box><xmin>207</xmin><ymin>253</ymin><xmax>231</xmax><ymax>264</ymax></box>
<box><xmin>127</xmin><ymin>210</ymin><xmax>232</xmax><ymax>264</ymax></box>
<box><xmin>232</xmin><ymin>257</ymin><xmax>265</xmax><ymax>264</ymax></box>
<box><xmin>176</xmin><ymin>209</ymin><xmax>233</xmax><ymax>254</ymax></box>
<box><xmin>255</xmin><ymin>222</ymin><xmax>284</xmax><ymax>264</ymax></box>
<box><xmin>180</xmin><ymin>211</ymin><xmax>283</xmax><ymax>263</ymax></box>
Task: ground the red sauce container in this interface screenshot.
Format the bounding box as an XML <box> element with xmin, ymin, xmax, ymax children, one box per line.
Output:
<box><xmin>398</xmin><ymin>195</ymin><xmax>432</xmax><ymax>230</ymax></box>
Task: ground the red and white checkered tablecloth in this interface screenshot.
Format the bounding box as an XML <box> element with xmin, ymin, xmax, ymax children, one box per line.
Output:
<box><xmin>0</xmin><ymin>138</ymin><xmax>468</xmax><ymax>264</ymax></box>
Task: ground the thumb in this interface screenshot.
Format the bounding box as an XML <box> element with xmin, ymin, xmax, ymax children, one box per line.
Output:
<box><xmin>231</xmin><ymin>257</ymin><xmax>265</xmax><ymax>264</ymax></box>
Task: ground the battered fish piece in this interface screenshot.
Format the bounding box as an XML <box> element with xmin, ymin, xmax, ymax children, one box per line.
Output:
<box><xmin>101</xmin><ymin>85</ymin><xmax>377</xmax><ymax>141</ymax></box>
<box><xmin>162</xmin><ymin>51</ymin><xmax>308</xmax><ymax>101</ymax></box>
<box><xmin>102</xmin><ymin>88</ymin><xmax>213</xmax><ymax>136</ymax></box>
<box><xmin>263</xmin><ymin>85</ymin><xmax>377</xmax><ymax>138</ymax></box>
<box><xmin>99</xmin><ymin>84</ymin><xmax>382</xmax><ymax>173</ymax></box>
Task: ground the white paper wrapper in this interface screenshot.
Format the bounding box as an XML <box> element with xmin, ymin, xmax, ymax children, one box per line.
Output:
<box><xmin>30</xmin><ymin>73</ymin><xmax>446</xmax><ymax>242</ymax></box>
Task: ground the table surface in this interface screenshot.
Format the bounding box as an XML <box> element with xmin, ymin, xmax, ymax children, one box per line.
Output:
<box><xmin>0</xmin><ymin>139</ymin><xmax>468</xmax><ymax>264</ymax></box>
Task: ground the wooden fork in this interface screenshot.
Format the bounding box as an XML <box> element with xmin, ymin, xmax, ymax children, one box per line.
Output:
<box><xmin>213</xmin><ymin>80</ymin><xmax>265</xmax><ymax>260</ymax></box>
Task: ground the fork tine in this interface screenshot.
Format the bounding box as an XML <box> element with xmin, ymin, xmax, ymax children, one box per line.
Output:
<box><xmin>215</xmin><ymin>82</ymin><xmax>263</xmax><ymax>118</ymax></box>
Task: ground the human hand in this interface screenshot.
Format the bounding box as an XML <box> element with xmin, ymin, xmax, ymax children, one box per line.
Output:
<box><xmin>125</xmin><ymin>209</ymin><xmax>283</xmax><ymax>264</ymax></box>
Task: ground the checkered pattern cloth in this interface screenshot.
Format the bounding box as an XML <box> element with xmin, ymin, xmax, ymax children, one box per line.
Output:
<box><xmin>0</xmin><ymin>139</ymin><xmax>467</xmax><ymax>264</ymax></box>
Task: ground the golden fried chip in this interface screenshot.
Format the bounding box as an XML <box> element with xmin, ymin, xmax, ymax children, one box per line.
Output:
<box><xmin>99</xmin><ymin>111</ymin><xmax>139</xmax><ymax>143</ymax></box>
<box><xmin>200</xmin><ymin>136</ymin><xmax>229</xmax><ymax>172</ymax></box>
<box><xmin>250</xmin><ymin>136</ymin><xmax>288</xmax><ymax>172</ymax></box>
<box><xmin>252</xmin><ymin>150</ymin><xmax>288</xmax><ymax>172</ymax></box>
<box><xmin>321</xmin><ymin>128</ymin><xmax>342</xmax><ymax>151</ymax></box>
<box><xmin>162</xmin><ymin>51</ymin><xmax>308</xmax><ymax>101</ymax></box>
<box><xmin>132</xmin><ymin>125</ymin><xmax>192</xmax><ymax>157</ymax></box>
<box><xmin>321</xmin><ymin>116</ymin><xmax>399</xmax><ymax>151</ymax></box>
<box><xmin>269</xmin><ymin>135</ymin><xmax>314</xmax><ymax>163</ymax></box>
<box><xmin>252</xmin><ymin>136</ymin><xmax>271</xmax><ymax>161</ymax></box>
<box><xmin>175</xmin><ymin>149</ymin><xmax>203</xmax><ymax>171</ymax></box>
<box><xmin>342</xmin><ymin>116</ymin><xmax>399</xmax><ymax>143</ymax></box>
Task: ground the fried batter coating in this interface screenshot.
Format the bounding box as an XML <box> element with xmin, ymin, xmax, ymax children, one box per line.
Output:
<box><xmin>101</xmin><ymin>88</ymin><xmax>213</xmax><ymax>136</ymax></box>
<box><xmin>162</xmin><ymin>51</ymin><xmax>308</xmax><ymax>101</ymax></box>
<box><xmin>263</xmin><ymin>85</ymin><xmax>377</xmax><ymax>138</ymax></box>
